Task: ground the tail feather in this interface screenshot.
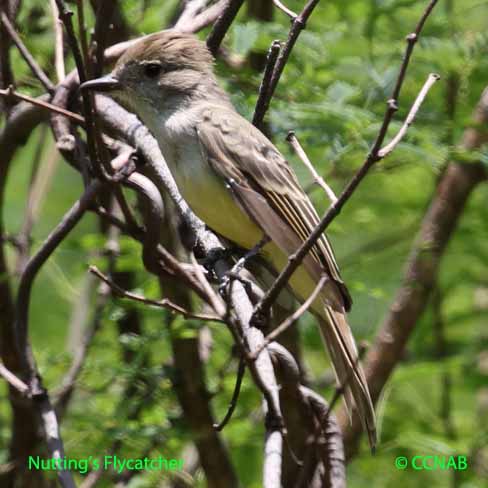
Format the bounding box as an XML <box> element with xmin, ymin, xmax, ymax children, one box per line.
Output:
<box><xmin>319</xmin><ymin>306</ymin><xmax>376</xmax><ymax>450</ymax></box>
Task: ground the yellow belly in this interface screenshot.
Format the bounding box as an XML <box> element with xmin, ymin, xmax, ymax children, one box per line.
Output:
<box><xmin>174</xmin><ymin>159</ymin><xmax>264</xmax><ymax>250</ymax></box>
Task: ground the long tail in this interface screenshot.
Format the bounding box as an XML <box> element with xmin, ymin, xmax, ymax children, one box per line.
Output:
<box><xmin>318</xmin><ymin>306</ymin><xmax>376</xmax><ymax>450</ymax></box>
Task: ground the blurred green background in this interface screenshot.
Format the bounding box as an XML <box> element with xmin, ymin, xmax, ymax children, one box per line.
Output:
<box><xmin>1</xmin><ymin>0</ymin><xmax>487</xmax><ymax>486</ymax></box>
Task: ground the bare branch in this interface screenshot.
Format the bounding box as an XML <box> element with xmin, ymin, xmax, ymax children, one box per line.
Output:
<box><xmin>55</xmin><ymin>0</ymin><xmax>107</xmax><ymax>180</ymax></box>
<box><xmin>253</xmin><ymin>40</ymin><xmax>281</xmax><ymax>128</ymax></box>
<box><xmin>0</xmin><ymin>362</ymin><xmax>29</xmax><ymax>395</ymax></box>
<box><xmin>301</xmin><ymin>387</ymin><xmax>346</xmax><ymax>488</ymax></box>
<box><xmin>75</xmin><ymin>0</ymin><xmax>90</xmax><ymax>74</ymax></box>
<box><xmin>268</xmin><ymin>343</ymin><xmax>346</xmax><ymax>488</ymax></box>
<box><xmin>15</xmin><ymin>127</ymin><xmax>59</xmax><ymax>274</ymax></box>
<box><xmin>272</xmin><ymin>0</ymin><xmax>297</xmax><ymax>19</ymax></box>
<box><xmin>206</xmin><ymin>0</ymin><xmax>245</xmax><ymax>56</ymax></box>
<box><xmin>179</xmin><ymin>0</ymin><xmax>229</xmax><ymax>33</ymax></box>
<box><xmin>0</xmin><ymin>87</ymin><xmax>84</xmax><ymax>123</ymax></box>
<box><xmin>15</xmin><ymin>180</ymin><xmax>106</xmax><ymax>370</ymax></box>
<box><xmin>49</xmin><ymin>0</ymin><xmax>65</xmax><ymax>81</ymax></box>
<box><xmin>214</xmin><ymin>357</ymin><xmax>245</xmax><ymax>430</ymax></box>
<box><xmin>286</xmin><ymin>131</ymin><xmax>337</xmax><ymax>203</ymax></box>
<box><xmin>378</xmin><ymin>72</ymin><xmax>440</xmax><ymax>158</ymax></box>
<box><xmin>264</xmin><ymin>428</ymin><xmax>283</xmax><ymax>488</ymax></box>
<box><xmin>174</xmin><ymin>0</ymin><xmax>211</xmax><ymax>29</ymax></box>
<box><xmin>89</xmin><ymin>265</ymin><xmax>223</xmax><ymax>322</ymax></box>
<box><xmin>256</xmin><ymin>0</ymin><xmax>320</xmax><ymax>124</ymax></box>
<box><xmin>92</xmin><ymin>0</ymin><xmax>117</xmax><ymax>77</ymax></box>
<box><xmin>53</xmin><ymin>274</ymin><xmax>103</xmax><ymax>415</ymax></box>
<box><xmin>0</xmin><ymin>12</ymin><xmax>54</xmax><ymax>92</ymax></box>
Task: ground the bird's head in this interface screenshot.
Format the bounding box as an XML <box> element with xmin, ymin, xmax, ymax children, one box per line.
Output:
<box><xmin>80</xmin><ymin>31</ymin><xmax>216</xmax><ymax>114</ymax></box>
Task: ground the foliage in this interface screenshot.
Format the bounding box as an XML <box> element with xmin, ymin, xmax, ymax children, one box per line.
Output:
<box><xmin>1</xmin><ymin>0</ymin><xmax>487</xmax><ymax>486</ymax></box>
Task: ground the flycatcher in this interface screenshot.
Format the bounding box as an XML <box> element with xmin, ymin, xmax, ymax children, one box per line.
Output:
<box><xmin>81</xmin><ymin>31</ymin><xmax>376</xmax><ymax>448</ymax></box>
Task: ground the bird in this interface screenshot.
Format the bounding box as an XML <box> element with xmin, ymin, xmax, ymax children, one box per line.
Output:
<box><xmin>80</xmin><ymin>30</ymin><xmax>376</xmax><ymax>449</ymax></box>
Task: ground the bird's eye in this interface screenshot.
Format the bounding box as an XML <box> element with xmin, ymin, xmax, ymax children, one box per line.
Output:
<box><xmin>143</xmin><ymin>63</ymin><xmax>162</xmax><ymax>78</ymax></box>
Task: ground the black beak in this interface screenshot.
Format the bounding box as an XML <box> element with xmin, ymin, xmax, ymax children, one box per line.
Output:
<box><xmin>79</xmin><ymin>75</ymin><xmax>121</xmax><ymax>92</ymax></box>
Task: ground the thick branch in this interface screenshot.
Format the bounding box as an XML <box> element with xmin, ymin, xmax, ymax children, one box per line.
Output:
<box><xmin>206</xmin><ymin>0</ymin><xmax>245</xmax><ymax>55</ymax></box>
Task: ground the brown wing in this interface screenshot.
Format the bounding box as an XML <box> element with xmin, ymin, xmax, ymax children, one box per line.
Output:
<box><xmin>195</xmin><ymin>104</ymin><xmax>351</xmax><ymax>310</ymax></box>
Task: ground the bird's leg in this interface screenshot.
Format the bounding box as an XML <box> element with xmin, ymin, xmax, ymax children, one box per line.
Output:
<box><xmin>200</xmin><ymin>247</ymin><xmax>235</xmax><ymax>275</ymax></box>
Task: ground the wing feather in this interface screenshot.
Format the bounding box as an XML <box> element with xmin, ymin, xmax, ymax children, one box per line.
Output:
<box><xmin>195</xmin><ymin>104</ymin><xmax>352</xmax><ymax>310</ymax></box>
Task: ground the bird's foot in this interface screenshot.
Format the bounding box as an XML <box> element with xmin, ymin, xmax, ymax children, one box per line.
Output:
<box><xmin>218</xmin><ymin>270</ymin><xmax>255</xmax><ymax>298</ymax></box>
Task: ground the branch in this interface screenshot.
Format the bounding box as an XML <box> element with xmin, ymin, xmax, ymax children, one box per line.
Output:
<box><xmin>253</xmin><ymin>0</ymin><xmax>439</xmax><ymax>323</ymax></box>
<box><xmin>174</xmin><ymin>0</ymin><xmax>212</xmax><ymax>29</ymax></box>
<box><xmin>49</xmin><ymin>0</ymin><xmax>65</xmax><ymax>81</ymax></box>
<box><xmin>0</xmin><ymin>87</ymin><xmax>84</xmax><ymax>123</ymax></box>
<box><xmin>91</xmin><ymin>95</ymin><xmax>286</xmax><ymax>460</ymax></box>
<box><xmin>268</xmin><ymin>343</ymin><xmax>346</xmax><ymax>487</ymax></box>
<box><xmin>92</xmin><ymin>0</ymin><xmax>117</xmax><ymax>77</ymax></box>
<box><xmin>178</xmin><ymin>0</ymin><xmax>229</xmax><ymax>33</ymax></box>
<box><xmin>213</xmin><ymin>357</ymin><xmax>245</xmax><ymax>430</ymax></box>
<box><xmin>206</xmin><ymin>0</ymin><xmax>245</xmax><ymax>56</ymax></box>
<box><xmin>89</xmin><ymin>265</ymin><xmax>223</xmax><ymax>322</ymax></box>
<box><xmin>15</xmin><ymin>180</ymin><xmax>106</xmax><ymax>376</ymax></box>
<box><xmin>53</xmin><ymin>273</ymin><xmax>103</xmax><ymax>415</ymax></box>
<box><xmin>255</xmin><ymin>0</ymin><xmax>320</xmax><ymax>124</ymax></box>
<box><xmin>0</xmin><ymin>362</ymin><xmax>29</xmax><ymax>395</ymax></box>
<box><xmin>0</xmin><ymin>12</ymin><xmax>54</xmax><ymax>92</ymax></box>
<box><xmin>286</xmin><ymin>131</ymin><xmax>337</xmax><ymax>203</ymax></box>
<box><xmin>264</xmin><ymin>428</ymin><xmax>283</xmax><ymax>488</ymax></box>
<box><xmin>272</xmin><ymin>0</ymin><xmax>297</xmax><ymax>19</ymax></box>
<box><xmin>378</xmin><ymin>73</ymin><xmax>440</xmax><ymax>158</ymax></box>
<box><xmin>252</xmin><ymin>40</ymin><xmax>281</xmax><ymax>128</ymax></box>
<box><xmin>302</xmin><ymin>387</ymin><xmax>346</xmax><ymax>488</ymax></box>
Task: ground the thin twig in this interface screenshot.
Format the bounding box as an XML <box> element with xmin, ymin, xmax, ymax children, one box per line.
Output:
<box><xmin>253</xmin><ymin>0</ymin><xmax>439</xmax><ymax>323</ymax></box>
<box><xmin>89</xmin><ymin>265</ymin><xmax>224</xmax><ymax>322</ymax></box>
<box><xmin>76</xmin><ymin>0</ymin><xmax>90</xmax><ymax>77</ymax></box>
<box><xmin>49</xmin><ymin>0</ymin><xmax>65</xmax><ymax>81</ymax></box>
<box><xmin>0</xmin><ymin>12</ymin><xmax>54</xmax><ymax>92</ymax></box>
<box><xmin>0</xmin><ymin>86</ymin><xmax>84</xmax><ymax>122</ymax></box>
<box><xmin>252</xmin><ymin>40</ymin><xmax>281</xmax><ymax>128</ymax></box>
<box><xmin>252</xmin><ymin>275</ymin><xmax>327</xmax><ymax>360</ymax></box>
<box><xmin>286</xmin><ymin>131</ymin><xmax>337</xmax><ymax>203</ymax></box>
<box><xmin>190</xmin><ymin>253</ymin><xmax>226</xmax><ymax>317</ymax></box>
<box><xmin>0</xmin><ymin>362</ymin><xmax>29</xmax><ymax>395</ymax></box>
<box><xmin>378</xmin><ymin>73</ymin><xmax>440</xmax><ymax>158</ymax></box>
<box><xmin>272</xmin><ymin>0</ymin><xmax>297</xmax><ymax>19</ymax></box>
<box><xmin>257</xmin><ymin>0</ymin><xmax>320</xmax><ymax>123</ymax></box>
<box><xmin>214</xmin><ymin>357</ymin><xmax>246</xmax><ymax>430</ymax></box>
